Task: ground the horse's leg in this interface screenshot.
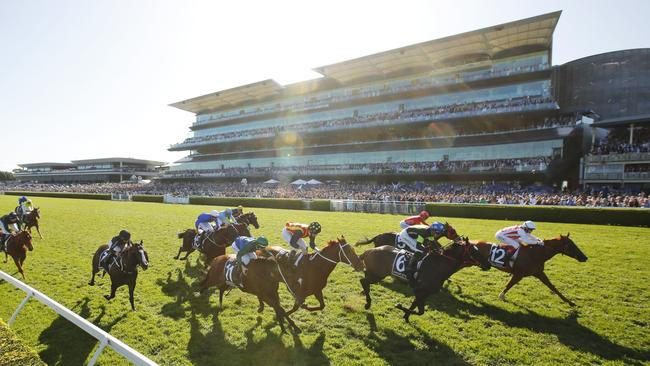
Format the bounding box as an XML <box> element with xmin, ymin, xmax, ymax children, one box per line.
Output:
<box><xmin>218</xmin><ymin>285</ymin><xmax>228</xmax><ymax>310</ymax></box>
<box><xmin>302</xmin><ymin>290</ymin><xmax>325</xmax><ymax>312</ymax></box>
<box><xmin>89</xmin><ymin>268</ymin><xmax>97</xmax><ymax>286</ymax></box>
<box><xmin>534</xmin><ymin>272</ymin><xmax>576</xmax><ymax>307</ymax></box>
<box><xmin>499</xmin><ymin>273</ymin><xmax>523</xmax><ymax>301</ymax></box>
<box><xmin>128</xmin><ymin>280</ymin><xmax>136</xmax><ymax>311</ymax></box>
<box><xmin>12</xmin><ymin>257</ymin><xmax>25</xmax><ymax>279</ymax></box>
<box><xmin>285</xmin><ymin>295</ymin><xmax>304</xmax><ymax>316</ymax></box>
<box><xmin>361</xmin><ymin>273</ymin><xmax>381</xmax><ymax>310</ymax></box>
<box><xmin>4</xmin><ymin>251</ymin><xmax>7</xmax><ymax>263</ymax></box>
<box><xmin>181</xmin><ymin>248</ymin><xmax>194</xmax><ymax>260</ymax></box>
<box><xmin>257</xmin><ymin>297</ymin><xmax>265</xmax><ymax>313</ymax></box>
<box><xmin>35</xmin><ymin>224</ymin><xmax>43</xmax><ymax>239</ymax></box>
<box><xmin>104</xmin><ymin>281</ymin><xmax>118</xmax><ymax>301</ymax></box>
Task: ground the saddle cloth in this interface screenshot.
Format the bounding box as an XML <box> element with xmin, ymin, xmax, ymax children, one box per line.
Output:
<box><xmin>224</xmin><ymin>258</ymin><xmax>244</xmax><ymax>288</ymax></box>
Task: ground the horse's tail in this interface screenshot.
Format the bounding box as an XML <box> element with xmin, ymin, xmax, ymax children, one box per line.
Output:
<box><xmin>355</xmin><ymin>236</ymin><xmax>376</xmax><ymax>246</ymax></box>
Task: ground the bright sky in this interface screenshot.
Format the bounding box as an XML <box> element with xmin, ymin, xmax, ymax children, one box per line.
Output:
<box><xmin>1</xmin><ymin>0</ymin><xmax>648</xmax><ymax>171</ymax></box>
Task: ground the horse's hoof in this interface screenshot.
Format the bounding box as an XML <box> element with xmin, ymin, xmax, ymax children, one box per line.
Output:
<box><xmin>364</xmin><ymin>302</ymin><xmax>371</xmax><ymax>310</ymax></box>
<box><xmin>88</xmin><ymin>281</ymin><xmax>94</xmax><ymax>286</ymax></box>
<box><xmin>568</xmin><ymin>301</ymin><xmax>577</xmax><ymax>307</ymax></box>
<box><xmin>498</xmin><ymin>293</ymin><xmax>506</xmax><ymax>301</ymax></box>
<box><xmin>257</xmin><ymin>307</ymin><xmax>264</xmax><ymax>313</ymax></box>
<box><xmin>193</xmin><ymin>292</ymin><xmax>202</xmax><ymax>298</ymax></box>
<box><xmin>104</xmin><ymin>295</ymin><xmax>111</xmax><ymax>300</ymax></box>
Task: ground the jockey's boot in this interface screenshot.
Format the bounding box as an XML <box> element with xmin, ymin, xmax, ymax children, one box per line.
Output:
<box><xmin>503</xmin><ymin>246</ymin><xmax>517</xmax><ymax>267</ymax></box>
<box><xmin>406</xmin><ymin>252</ymin><xmax>422</xmax><ymax>287</ymax></box>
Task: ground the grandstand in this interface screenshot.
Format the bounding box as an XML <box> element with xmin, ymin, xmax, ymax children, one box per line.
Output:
<box><xmin>166</xmin><ymin>11</ymin><xmax>649</xmax><ymax>190</ymax></box>
<box><xmin>14</xmin><ymin>158</ymin><xmax>165</xmax><ymax>183</ymax></box>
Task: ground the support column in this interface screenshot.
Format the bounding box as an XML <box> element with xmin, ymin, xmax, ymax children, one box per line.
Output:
<box><xmin>629</xmin><ymin>123</ymin><xmax>635</xmax><ymax>145</ymax></box>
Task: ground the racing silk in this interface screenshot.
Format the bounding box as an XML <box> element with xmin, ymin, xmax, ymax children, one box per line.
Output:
<box><xmin>406</xmin><ymin>224</ymin><xmax>436</xmax><ymax>247</ymax></box>
<box><xmin>285</xmin><ymin>222</ymin><xmax>311</xmax><ymax>238</ymax></box>
<box><xmin>496</xmin><ymin>225</ymin><xmax>542</xmax><ymax>245</ymax></box>
<box><xmin>217</xmin><ymin>211</ymin><xmax>237</xmax><ymax>225</ymax></box>
<box><xmin>108</xmin><ymin>236</ymin><xmax>131</xmax><ymax>252</ymax></box>
<box><xmin>403</xmin><ymin>215</ymin><xmax>428</xmax><ymax>226</ymax></box>
<box><xmin>0</xmin><ymin>215</ymin><xmax>19</xmax><ymax>233</ymax></box>
<box><xmin>195</xmin><ymin>213</ymin><xmax>215</xmax><ymax>229</ymax></box>
<box><xmin>233</xmin><ymin>236</ymin><xmax>265</xmax><ymax>262</ymax></box>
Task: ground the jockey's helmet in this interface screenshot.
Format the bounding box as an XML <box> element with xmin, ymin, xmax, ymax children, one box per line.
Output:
<box><xmin>255</xmin><ymin>236</ymin><xmax>269</xmax><ymax>247</ymax></box>
<box><xmin>308</xmin><ymin>222</ymin><xmax>322</xmax><ymax>234</ymax></box>
<box><xmin>522</xmin><ymin>221</ymin><xmax>536</xmax><ymax>231</ymax></box>
<box><xmin>429</xmin><ymin>222</ymin><xmax>445</xmax><ymax>235</ymax></box>
<box><xmin>238</xmin><ymin>205</ymin><xmax>243</xmax><ymax>212</ymax></box>
<box><xmin>419</xmin><ymin>210</ymin><xmax>430</xmax><ymax>219</ymax></box>
<box><xmin>225</xmin><ymin>208</ymin><xmax>233</xmax><ymax>216</ymax></box>
<box><xmin>119</xmin><ymin>230</ymin><xmax>131</xmax><ymax>241</ymax></box>
<box><xmin>210</xmin><ymin>210</ymin><xmax>219</xmax><ymax>217</ymax></box>
<box><xmin>7</xmin><ymin>212</ymin><xmax>18</xmax><ymax>221</ymax></box>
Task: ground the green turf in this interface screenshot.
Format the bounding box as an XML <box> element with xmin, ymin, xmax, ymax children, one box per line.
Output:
<box><xmin>0</xmin><ymin>319</ymin><xmax>45</xmax><ymax>366</ymax></box>
<box><xmin>0</xmin><ymin>196</ymin><xmax>648</xmax><ymax>365</ymax></box>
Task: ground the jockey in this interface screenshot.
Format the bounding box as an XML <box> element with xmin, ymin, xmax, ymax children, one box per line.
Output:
<box><xmin>230</xmin><ymin>205</ymin><xmax>244</xmax><ymax>217</ymax></box>
<box><xmin>216</xmin><ymin>208</ymin><xmax>237</xmax><ymax>227</ymax></box>
<box><xmin>282</xmin><ymin>221</ymin><xmax>321</xmax><ymax>255</ymax></box>
<box><xmin>0</xmin><ymin>212</ymin><xmax>20</xmax><ymax>252</ymax></box>
<box><xmin>399</xmin><ymin>211</ymin><xmax>430</xmax><ymax>229</ymax></box>
<box><xmin>231</xmin><ymin>236</ymin><xmax>269</xmax><ymax>273</ymax></box>
<box><xmin>495</xmin><ymin>221</ymin><xmax>543</xmax><ymax>261</ymax></box>
<box><xmin>194</xmin><ymin>210</ymin><xmax>219</xmax><ymax>247</ymax></box>
<box><xmin>100</xmin><ymin>230</ymin><xmax>132</xmax><ymax>270</ymax></box>
<box><xmin>399</xmin><ymin>222</ymin><xmax>448</xmax><ymax>286</ymax></box>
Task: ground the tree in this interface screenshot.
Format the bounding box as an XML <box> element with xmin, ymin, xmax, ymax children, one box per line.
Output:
<box><xmin>0</xmin><ymin>171</ymin><xmax>16</xmax><ymax>181</ymax></box>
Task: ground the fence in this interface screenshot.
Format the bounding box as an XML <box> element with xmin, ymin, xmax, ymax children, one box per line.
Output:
<box><xmin>163</xmin><ymin>195</ymin><xmax>190</xmax><ymax>204</ymax></box>
<box><xmin>111</xmin><ymin>193</ymin><xmax>132</xmax><ymax>201</ymax></box>
<box><xmin>0</xmin><ymin>269</ymin><xmax>158</xmax><ymax>366</ymax></box>
<box><xmin>330</xmin><ymin>199</ymin><xmax>425</xmax><ymax>215</ymax></box>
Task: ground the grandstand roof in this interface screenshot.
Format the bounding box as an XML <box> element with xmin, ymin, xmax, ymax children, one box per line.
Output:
<box><xmin>18</xmin><ymin>162</ymin><xmax>75</xmax><ymax>169</ymax></box>
<box><xmin>170</xmin><ymin>79</ymin><xmax>283</xmax><ymax>114</ymax></box>
<box><xmin>170</xmin><ymin>11</ymin><xmax>561</xmax><ymax>114</ymax></box>
<box><xmin>314</xmin><ymin>11</ymin><xmax>560</xmax><ymax>84</ymax></box>
<box><xmin>591</xmin><ymin>113</ymin><xmax>650</xmax><ymax>128</ymax></box>
<box><xmin>71</xmin><ymin>158</ymin><xmax>166</xmax><ymax>166</ymax></box>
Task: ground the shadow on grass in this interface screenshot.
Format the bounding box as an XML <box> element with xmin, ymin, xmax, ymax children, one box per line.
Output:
<box><xmin>37</xmin><ymin>297</ymin><xmax>126</xmax><ymax>365</ymax></box>
<box><xmin>186</xmin><ymin>311</ymin><xmax>329</xmax><ymax>365</ymax></box>
<box><xmin>374</xmin><ymin>277</ymin><xmax>649</xmax><ymax>365</ymax></box>
<box><xmin>363</xmin><ymin>313</ymin><xmax>470</xmax><ymax>366</ymax></box>
<box><xmin>157</xmin><ymin>258</ymin><xmax>213</xmax><ymax>319</ymax></box>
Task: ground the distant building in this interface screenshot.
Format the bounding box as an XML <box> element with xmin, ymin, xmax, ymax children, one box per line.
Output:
<box><xmin>165</xmin><ymin>11</ymin><xmax>650</xmax><ymax>190</ymax></box>
<box><xmin>15</xmin><ymin>158</ymin><xmax>165</xmax><ymax>183</ymax></box>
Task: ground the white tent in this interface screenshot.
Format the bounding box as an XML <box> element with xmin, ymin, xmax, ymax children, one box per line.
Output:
<box><xmin>291</xmin><ymin>179</ymin><xmax>307</xmax><ymax>185</ymax></box>
<box><xmin>263</xmin><ymin>179</ymin><xmax>279</xmax><ymax>184</ymax></box>
<box><xmin>306</xmin><ymin>179</ymin><xmax>323</xmax><ymax>185</ymax></box>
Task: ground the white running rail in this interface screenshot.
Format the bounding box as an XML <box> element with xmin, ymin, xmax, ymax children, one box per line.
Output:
<box><xmin>0</xmin><ymin>269</ymin><xmax>158</xmax><ymax>366</ymax></box>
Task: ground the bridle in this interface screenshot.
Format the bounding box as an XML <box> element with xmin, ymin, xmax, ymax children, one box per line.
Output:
<box><xmin>439</xmin><ymin>242</ymin><xmax>482</xmax><ymax>267</ymax></box>
<box><xmin>311</xmin><ymin>241</ymin><xmax>354</xmax><ymax>267</ymax></box>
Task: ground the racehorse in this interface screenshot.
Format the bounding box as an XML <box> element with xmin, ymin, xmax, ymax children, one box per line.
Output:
<box><xmin>471</xmin><ymin>234</ymin><xmax>588</xmax><ymax>306</ymax></box>
<box><xmin>235</xmin><ymin>212</ymin><xmax>260</xmax><ymax>229</ymax></box>
<box><xmin>21</xmin><ymin>207</ymin><xmax>43</xmax><ymax>239</ymax></box>
<box><xmin>198</xmin><ymin>254</ymin><xmax>300</xmax><ymax>333</ymax></box>
<box><xmin>360</xmin><ymin>238</ymin><xmax>490</xmax><ymax>315</ymax></box>
<box><xmin>89</xmin><ymin>241</ymin><xmax>149</xmax><ymax>310</ymax></box>
<box><xmin>355</xmin><ymin>222</ymin><xmax>459</xmax><ymax>250</ymax></box>
<box><xmin>267</xmin><ymin>237</ymin><xmax>364</xmax><ymax>316</ymax></box>
<box><xmin>3</xmin><ymin>231</ymin><xmax>34</xmax><ymax>279</ymax></box>
<box><xmin>174</xmin><ymin>224</ymin><xmax>239</xmax><ymax>261</ymax></box>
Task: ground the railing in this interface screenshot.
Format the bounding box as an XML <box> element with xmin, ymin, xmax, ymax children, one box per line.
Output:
<box><xmin>584</xmin><ymin>172</ymin><xmax>650</xmax><ymax>180</ymax></box>
<box><xmin>330</xmin><ymin>199</ymin><xmax>426</xmax><ymax>215</ymax></box>
<box><xmin>585</xmin><ymin>152</ymin><xmax>650</xmax><ymax>163</ymax></box>
<box><xmin>0</xmin><ymin>269</ymin><xmax>158</xmax><ymax>366</ymax></box>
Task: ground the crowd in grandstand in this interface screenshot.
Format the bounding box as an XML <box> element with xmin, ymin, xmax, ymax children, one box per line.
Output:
<box><xmin>590</xmin><ymin>127</ymin><xmax>650</xmax><ymax>155</ymax></box>
<box><xmin>162</xmin><ymin>157</ymin><xmax>552</xmax><ymax>178</ymax></box>
<box><xmin>176</xmin><ymin>95</ymin><xmax>556</xmax><ymax>147</ymax></box>
<box><xmin>196</xmin><ymin>61</ymin><xmax>549</xmax><ymax>126</ymax></box>
<box><xmin>2</xmin><ymin>180</ymin><xmax>647</xmax><ymax>208</ymax></box>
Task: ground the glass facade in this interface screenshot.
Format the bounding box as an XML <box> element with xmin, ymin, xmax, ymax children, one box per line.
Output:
<box><xmin>192</xmin><ymin>80</ymin><xmax>551</xmax><ymax>138</ymax></box>
<box><xmin>195</xmin><ymin>53</ymin><xmax>549</xmax><ymax>125</ymax></box>
<box><xmin>171</xmin><ymin>139</ymin><xmax>562</xmax><ymax>171</ymax></box>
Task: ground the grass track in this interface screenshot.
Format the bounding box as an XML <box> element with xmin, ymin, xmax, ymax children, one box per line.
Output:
<box><xmin>0</xmin><ymin>195</ymin><xmax>648</xmax><ymax>365</ymax></box>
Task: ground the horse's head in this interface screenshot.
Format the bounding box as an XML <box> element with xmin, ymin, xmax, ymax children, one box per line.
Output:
<box><xmin>443</xmin><ymin>222</ymin><xmax>460</xmax><ymax>242</ymax></box>
<box><xmin>443</xmin><ymin>237</ymin><xmax>490</xmax><ymax>271</ymax></box>
<box><xmin>33</xmin><ymin>207</ymin><xmax>40</xmax><ymax>219</ymax></box>
<box><xmin>547</xmin><ymin>233</ymin><xmax>588</xmax><ymax>262</ymax></box>
<box><xmin>131</xmin><ymin>242</ymin><xmax>150</xmax><ymax>270</ymax></box>
<box><xmin>247</xmin><ymin>212</ymin><xmax>260</xmax><ymax>229</ymax></box>
<box><xmin>324</xmin><ymin>236</ymin><xmax>364</xmax><ymax>271</ymax></box>
<box><xmin>217</xmin><ymin>224</ymin><xmax>239</xmax><ymax>243</ymax></box>
<box><xmin>19</xmin><ymin>231</ymin><xmax>34</xmax><ymax>251</ymax></box>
